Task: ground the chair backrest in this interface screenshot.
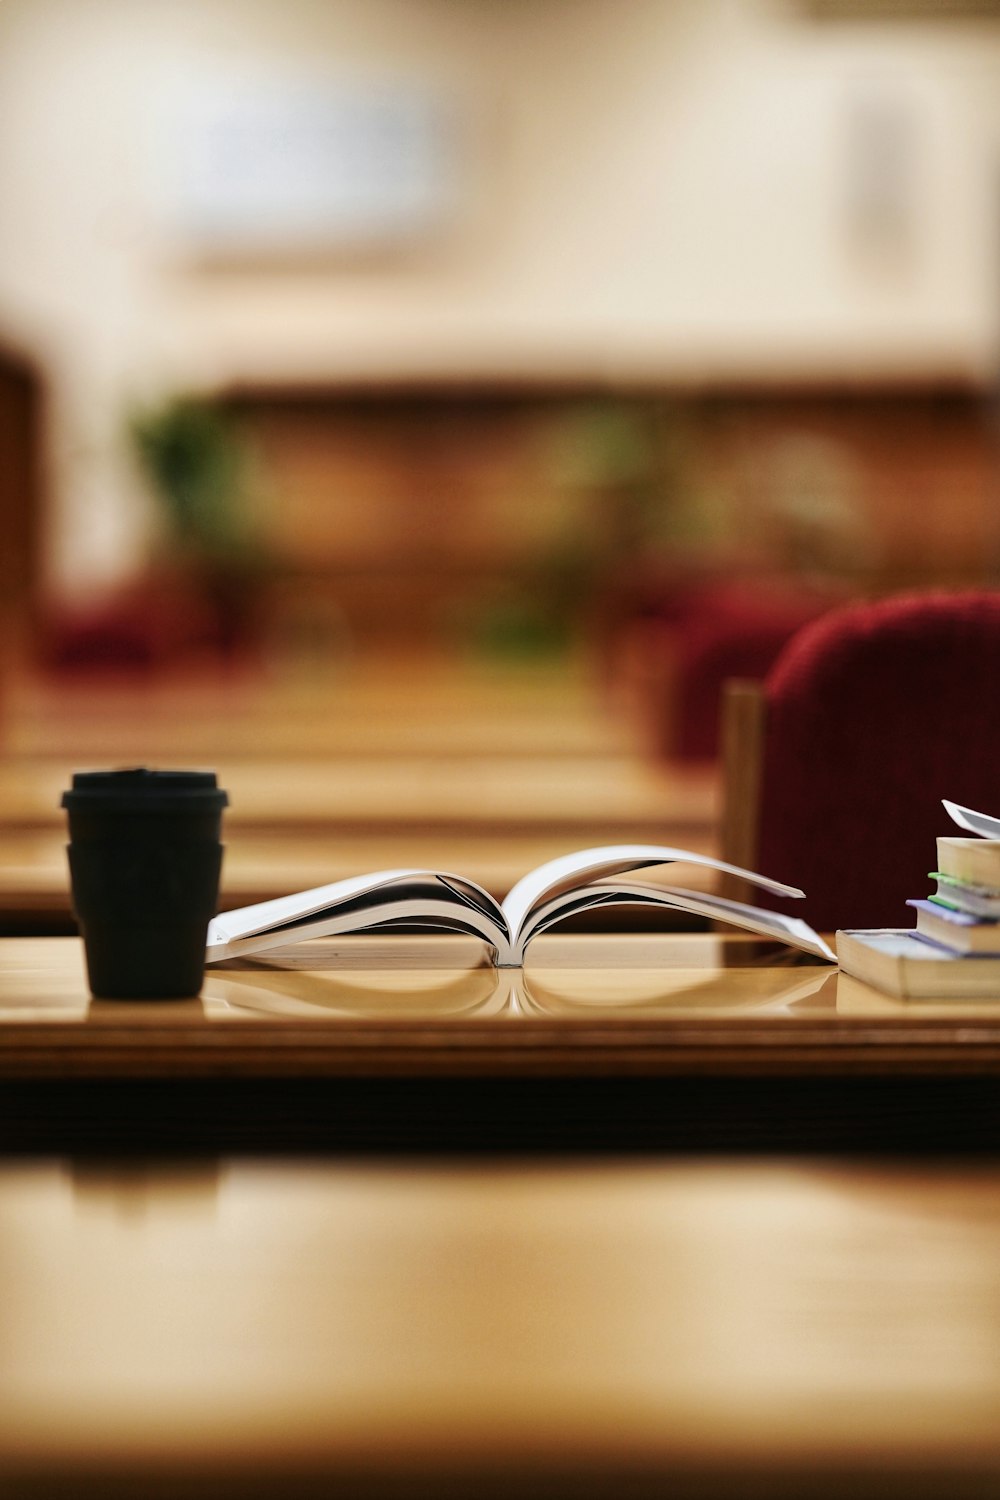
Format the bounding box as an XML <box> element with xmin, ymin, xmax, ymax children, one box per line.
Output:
<box><xmin>720</xmin><ymin>591</ymin><xmax>1000</xmax><ymax>933</ymax></box>
<box><xmin>662</xmin><ymin>581</ymin><xmax>836</xmax><ymax>760</ymax></box>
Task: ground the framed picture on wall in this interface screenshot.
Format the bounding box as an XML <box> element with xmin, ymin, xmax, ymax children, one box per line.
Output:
<box><xmin>161</xmin><ymin>68</ymin><xmax>461</xmax><ymax>261</ymax></box>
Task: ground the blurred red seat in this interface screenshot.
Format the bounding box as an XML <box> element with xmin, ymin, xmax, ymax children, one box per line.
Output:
<box><xmin>620</xmin><ymin>578</ymin><xmax>833</xmax><ymax>761</ymax></box>
<box><xmin>42</xmin><ymin>594</ymin><xmax>164</xmax><ymax>674</ymax></box>
<box><xmin>668</xmin><ymin>582</ymin><xmax>834</xmax><ymax>761</ymax></box>
<box><xmin>41</xmin><ymin>571</ymin><xmax>259</xmax><ymax>677</ymax></box>
<box><xmin>720</xmin><ymin>590</ymin><xmax>1000</xmax><ymax>933</ymax></box>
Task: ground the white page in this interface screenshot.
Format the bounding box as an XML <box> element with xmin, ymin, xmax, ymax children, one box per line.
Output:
<box><xmin>513</xmin><ymin>887</ymin><xmax>627</xmax><ymax>958</ymax></box>
<box><xmin>502</xmin><ymin>845</ymin><xmax>804</xmax><ymax>945</ymax></box>
<box><xmin>207</xmin><ymin>868</ymin><xmax>506</xmax><ymax>946</ymax></box>
<box><xmin>208</xmin><ymin>869</ymin><xmax>423</xmax><ymax>944</ymax></box>
<box><xmin>207</xmin><ymin>893</ymin><xmax>513</xmax><ymax>964</ymax></box>
<box><xmin>514</xmin><ymin>881</ymin><xmax>832</xmax><ymax>962</ymax></box>
<box><xmin>942</xmin><ymin>800</ymin><xmax>1000</xmax><ymax>840</ymax></box>
<box><xmin>583</xmin><ymin>882</ymin><xmax>836</xmax><ymax>962</ymax></box>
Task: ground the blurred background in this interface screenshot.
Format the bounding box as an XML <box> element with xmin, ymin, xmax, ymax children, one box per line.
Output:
<box><xmin>1</xmin><ymin>0</ymin><xmax>1000</xmax><ymax>910</ymax></box>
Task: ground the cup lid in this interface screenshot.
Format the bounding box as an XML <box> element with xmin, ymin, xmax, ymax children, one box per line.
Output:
<box><xmin>62</xmin><ymin>768</ymin><xmax>228</xmax><ymax>814</ymax></box>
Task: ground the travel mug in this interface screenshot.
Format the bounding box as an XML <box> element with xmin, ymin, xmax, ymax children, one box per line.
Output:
<box><xmin>62</xmin><ymin>768</ymin><xmax>228</xmax><ymax>999</ymax></box>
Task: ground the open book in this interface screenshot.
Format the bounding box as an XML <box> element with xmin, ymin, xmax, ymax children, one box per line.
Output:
<box><xmin>205</xmin><ymin>845</ymin><xmax>837</xmax><ymax>967</ymax></box>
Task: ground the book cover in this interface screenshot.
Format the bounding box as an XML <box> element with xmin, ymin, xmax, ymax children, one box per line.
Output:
<box><xmin>836</xmin><ymin>928</ymin><xmax>1000</xmax><ymax>998</ymax></box>
<box><xmin>906</xmin><ymin>899</ymin><xmax>1000</xmax><ymax>957</ymax></box>
<box><xmin>929</xmin><ymin>872</ymin><xmax>1000</xmax><ymax>920</ymax></box>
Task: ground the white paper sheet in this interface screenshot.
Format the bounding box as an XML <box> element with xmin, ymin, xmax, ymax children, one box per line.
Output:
<box><xmin>943</xmin><ymin>800</ymin><xmax>1000</xmax><ymax>840</ymax></box>
<box><xmin>501</xmin><ymin>844</ymin><xmax>803</xmax><ymax>944</ymax></box>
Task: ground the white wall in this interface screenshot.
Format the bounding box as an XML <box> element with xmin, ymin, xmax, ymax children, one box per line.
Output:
<box><xmin>1</xmin><ymin>0</ymin><xmax>999</xmax><ymax>593</ymax></box>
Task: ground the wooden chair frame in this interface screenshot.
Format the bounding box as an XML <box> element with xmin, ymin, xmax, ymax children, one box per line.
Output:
<box><xmin>718</xmin><ymin>678</ymin><xmax>767</xmax><ymax>906</ymax></box>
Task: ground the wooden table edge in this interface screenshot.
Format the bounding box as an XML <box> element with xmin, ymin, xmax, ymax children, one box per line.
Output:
<box><xmin>5</xmin><ymin>1015</ymin><xmax>1000</xmax><ymax>1077</ymax></box>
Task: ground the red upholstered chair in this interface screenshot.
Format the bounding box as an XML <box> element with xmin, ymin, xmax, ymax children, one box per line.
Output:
<box><xmin>667</xmin><ymin>582</ymin><xmax>834</xmax><ymax>761</ymax></box>
<box><xmin>621</xmin><ymin>579</ymin><xmax>834</xmax><ymax>761</ymax></box>
<box><xmin>719</xmin><ymin>591</ymin><xmax>1000</xmax><ymax>934</ymax></box>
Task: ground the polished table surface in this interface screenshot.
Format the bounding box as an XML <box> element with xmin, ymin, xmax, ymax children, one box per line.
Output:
<box><xmin>5</xmin><ymin>935</ymin><xmax>1000</xmax><ymax>1495</ymax></box>
<box><xmin>2</xmin><ymin>933</ymin><xmax>998</xmax><ymax>1158</ymax></box>
<box><xmin>3</xmin><ymin>1156</ymin><xmax>1000</xmax><ymax>1497</ymax></box>
<box><xmin>3</xmin><ymin>933</ymin><xmax>1000</xmax><ymax>1076</ymax></box>
<box><xmin>3</xmin><ymin>657</ymin><xmax>641</xmax><ymax>761</ymax></box>
<box><xmin>0</xmin><ymin>755</ymin><xmax>717</xmax><ymax>838</ymax></box>
<box><xmin>14</xmin><ymin>674</ymin><xmax>988</xmax><ymax>1496</ymax></box>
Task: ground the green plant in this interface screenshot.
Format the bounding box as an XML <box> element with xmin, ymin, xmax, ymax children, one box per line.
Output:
<box><xmin>129</xmin><ymin>396</ymin><xmax>254</xmax><ymax>562</ymax></box>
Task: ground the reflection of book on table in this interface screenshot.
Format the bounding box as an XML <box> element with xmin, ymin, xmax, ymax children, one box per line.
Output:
<box><xmin>206</xmin><ymin>958</ymin><xmax>508</xmax><ymax>1021</ymax></box>
<box><xmin>205</xmin><ymin>845</ymin><xmax>837</xmax><ymax>967</ymax></box>
<box><xmin>205</xmin><ymin>952</ymin><xmax>834</xmax><ymax>1022</ymax></box>
<box><xmin>514</xmin><ymin>964</ymin><xmax>834</xmax><ymax>1019</ymax></box>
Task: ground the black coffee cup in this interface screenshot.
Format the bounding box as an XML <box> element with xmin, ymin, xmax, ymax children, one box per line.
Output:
<box><xmin>62</xmin><ymin>768</ymin><xmax>228</xmax><ymax>999</ymax></box>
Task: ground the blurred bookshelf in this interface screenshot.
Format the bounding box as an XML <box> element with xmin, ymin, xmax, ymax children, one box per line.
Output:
<box><xmin>219</xmin><ymin>374</ymin><xmax>1000</xmax><ymax>661</ymax></box>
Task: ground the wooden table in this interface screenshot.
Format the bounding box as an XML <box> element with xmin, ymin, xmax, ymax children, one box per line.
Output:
<box><xmin>3</xmin><ymin>934</ymin><xmax>1000</xmax><ymax>1495</ymax></box>
<box><xmin>0</xmin><ymin>755</ymin><xmax>717</xmax><ymax>836</ymax></box>
<box><xmin>1</xmin><ymin>933</ymin><xmax>998</xmax><ymax>1152</ymax></box>
<box><xmin>3</xmin><ymin>1154</ymin><xmax>1000</xmax><ymax>1498</ymax></box>
<box><xmin>0</xmin><ymin>659</ymin><xmax>719</xmax><ymax>929</ymax></box>
<box><xmin>4</xmin><ymin>656</ymin><xmax>640</xmax><ymax>762</ymax></box>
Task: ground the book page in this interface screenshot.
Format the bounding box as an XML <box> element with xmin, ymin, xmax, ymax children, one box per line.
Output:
<box><xmin>207</xmin><ymin>893</ymin><xmax>514</xmax><ymax>965</ymax></box>
<box><xmin>943</xmin><ymin>800</ymin><xmax>1000</xmax><ymax>840</ymax></box>
<box><xmin>510</xmin><ymin>887</ymin><xmax>627</xmax><ymax>959</ymax></box>
<box><xmin>515</xmin><ymin>881</ymin><xmax>834</xmax><ymax>962</ymax></box>
<box><xmin>207</xmin><ymin>869</ymin><xmax>506</xmax><ymax>946</ymax></box>
<box><xmin>589</xmin><ymin>883</ymin><xmax>835</xmax><ymax>961</ymax></box>
<box><xmin>502</xmin><ymin>845</ymin><xmax>804</xmax><ymax>947</ymax></box>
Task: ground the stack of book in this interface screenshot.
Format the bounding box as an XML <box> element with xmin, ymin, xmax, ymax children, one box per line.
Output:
<box><xmin>837</xmin><ymin>801</ymin><xmax>1000</xmax><ymax>998</ymax></box>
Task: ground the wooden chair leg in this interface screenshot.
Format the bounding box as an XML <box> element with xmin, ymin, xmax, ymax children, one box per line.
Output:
<box><xmin>718</xmin><ymin>679</ymin><xmax>767</xmax><ymax>906</ymax></box>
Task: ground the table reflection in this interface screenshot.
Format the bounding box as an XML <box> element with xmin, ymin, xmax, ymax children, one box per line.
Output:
<box><xmin>3</xmin><ymin>933</ymin><xmax>999</xmax><ymax>1027</ymax></box>
<box><xmin>203</xmin><ymin>944</ymin><xmax>839</xmax><ymax>1022</ymax></box>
